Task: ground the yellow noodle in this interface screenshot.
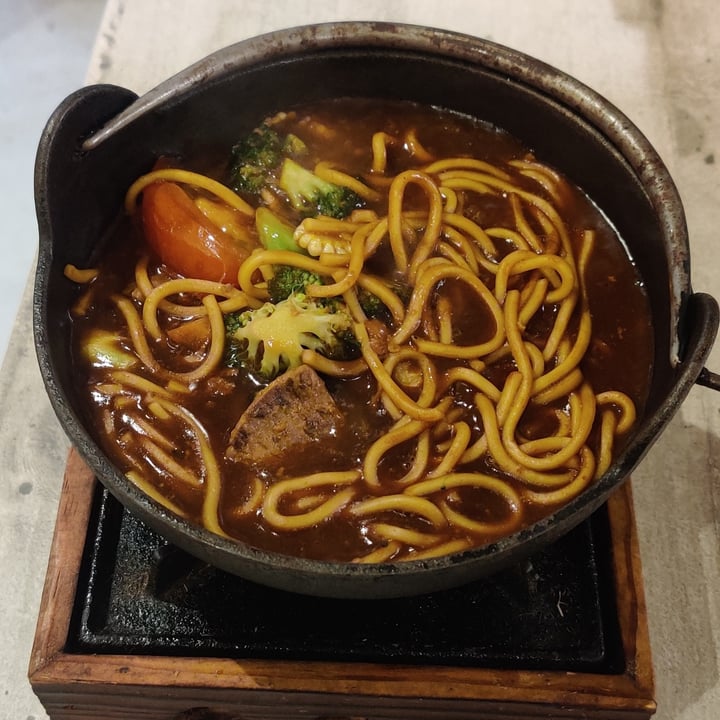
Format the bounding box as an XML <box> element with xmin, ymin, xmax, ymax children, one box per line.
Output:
<box><xmin>353</xmin><ymin>541</ymin><xmax>402</xmax><ymax>564</ymax></box>
<box><xmin>474</xmin><ymin>392</ymin><xmax>574</xmax><ymax>487</ymax></box>
<box><xmin>437</xmin><ymin>241</ymin><xmax>473</xmax><ymax>272</ymax></box>
<box><xmin>70</xmin><ymin>287</ymin><xmax>95</xmax><ymax>317</ymax></box>
<box><xmin>423</xmin><ymin>157</ymin><xmax>513</xmax><ymax>181</ymax></box>
<box><xmin>296</xmin><ymin>216</ymin><xmax>363</xmax><ymax>235</ymax></box>
<box><xmin>444</xmin><ymin>170</ymin><xmax>577</xmax><ymax>262</ymax></box>
<box><xmin>439</xmin><ymin>176</ymin><xmax>496</xmax><ymax>196</ymax></box>
<box><xmin>387</xmin><ymin>170</ymin><xmax>444</xmax><ymax>275</ymax></box>
<box><xmin>403</xmin><ymin>128</ymin><xmax>434</xmax><ymax>162</ymax></box>
<box><xmin>517</xmin><ymin>278</ymin><xmax>549</xmax><ymax>330</ymax></box>
<box><xmin>94</xmin><ymin>383</ymin><xmax>125</xmax><ymax>396</ymax></box>
<box><xmin>577</xmin><ymin>229</ymin><xmax>595</xmax><ymax>294</ymax></box>
<box><xmin>262</xmin><ymin>471</ymin><xmax>359</xmax><ymax>530</ymax></box>
<box><xmin>141</xmin><ymin>278</ymin><xmax>241</xmax><ymax>339</ymax></box>
<box><xmin>595</xmin><ymin>410</ymin><xmax>617</xmax><ymax>478</ymax></box>
<box><xmin>64</xmin><ymin>263</ymin><xmax>98</xmax><ymax>283</ymax></box>
<box><xmin>300</xmin><ymin>349</ymin><xmax>367</xmax><ymax>377</ymax></box>
<box><xmin>407</xmin><ymin>538</ymin><xmax>473</xmax><ymax>560</ymax></box>
<box><xmin>523</xmin><ymin>342</ymin><xmax>547</xmax><ymax>378</ymax></box>
<box><xmin>339</xmin><ymin>285</ymin><xmax>369</xmax><ymax>325</ymax></box>
<box><xmin>370</xmin><ymin>131</ymin><xmax>396</xmax><ymax>173</ymax></box>
<box><xmin>383</xmin><ymin>348</ymin><xmax>438</xmax><ymax>410</ymax></box>
<box><xmin>397</xmin><ymin>428</ymin><xmax>432</xmax><ymax>485</ymax></box>
<box><xmin>125</xmin><ymin>168</ymin><xmax>254</xmax><ymax>216</ymax></box>
<box><xmin>355</xmin><ymin>321</ymin><xmax>444</xmax><ymax>423</ymax></box>
<box><xmin>438</xmin><ymin>227</ymin><xmax>481</xmax><ymax>274</ymax></box>
<box><xmin>428</xmin><ymin>422</ymin><xmax>472</xmax><ymax>478</ymax></box>
<box><xmin>355</xmin><ymin>273</ymin><xmax>406</xmax><ymax>325</ymax></box>
<box><xmin>168</xmin><ymin>294</ymin><xmax>226</xmax><ymax>384</ymax></box>
<box><xmin>485</xmin><ymin>226</ymin><xmax>531</xmax><ymax>252</ymax></box>
<box><xmin>434</xmin><ymin>294</ymin><xmax>453</xmax><ymax>345</ymax></box>
<box><xmin>516</xmin><ymin>168</ymin><xmax>563</xmax><ymax>204</ymax></box>
<box><xmin>541</xmin><ymin>291</ymin><xmax>578</xmax><ymax>362</ymax></box>
<box><xmin>165</xmin><ymin>379</ymin><xmax>192</xmax><ymax>394</ymax></box>
<box><xmin>532</xmin><ymin>308</ymin><xmax>592</xmax><ymax>395</ymax></box>
<box><xmin>111</xmin><ymin>295</ymin><xmax>159</xmax><ymax>372</ymax></box>
<box><xmin>518</xmin><ymin>436</ymin><xmax>576</xmax><ymax>459</ymax></box>
<box><xmin>111</xmin><ymin>370</ymin><xmax>174</xmax><ymax>399</ymax></box>
<box><xmin>126</xmin><ymin>470</ymin><xmax>187</xmax><ymax>518</ymax></box>
<box><xmin>494</xmin><ymin>250</ymin><xmax>575</xmax><ymax>305</ymax></box>
<box><xmin>127</xmin><ymin>414</ymin><xmax>175</xmax><ymax>451</ymax></box>
<box><xmin>439</xmin><ymin>186</ymin><xmax>459</xmax><ymax>213</ymax></box>
<box><xmin>509</xmin><ymin>158</ymin><xmax>564</xmax><ymax>196</ymax></box>
<box><xmin>308</xmin><ymin>223</ymin><xmax>366</xmax><ymax>297</ymax></box>
<box><xmin>368</xmin><ymin>523</ymin><xmax>441</xmax><ymax>548</ymax></box>
<box><xmin>442</xmin><ymin>366</ymin><xmax>502</xmax><ymax>403</ymax></box>
<box><xmin>363</xmin><ymin>416</ymin><xmax>432</xmax><ymax>488</ymax></box>
<box><xmin>350</xmin><ymin>209</ymin><xmax>379</xmax><ymax>224</ymax></box>
<box><xmin>506</xmin><ymin>382</ymin><xmax>596</xmax><ymax>471</ymax></box>
<box><xmin>393</xmin><ymin>261</ymin><xmax>505</xmax><ymax>357</ymax></box>
<box><xmin>509</xmin><ymin>194</ymin><xmax>544</xmax><ymax>252</ymax></box>
<box><xmin>138</xmin><ymin>436</ymin><xmax>201</xmax><ymax>488</ymax></box>
<box><xmin>350</xmin><ymin>494</ymin><xmax>447</xmax><ymax>528</ymax></box>
<box><xmin>442</xmin><ymin>212</ymin><xmax>497</xmax><ymax>257</ymax></box>
<box><xmin>406</xmin><ymin>472</ymin><xmax>522</xmax><ymax>535</ymax></box>
<box><xmin>151</xmin><ymin>397</ymin><xmax>226</xmax><ymax>537</ymax></box>
<box><xmin>133</xmin><ymin>254</ymin><xmax>156</xmax><ymax>299</ymax></box>
<box><xmin>359</xmin><ymin>217</ymin><xmax>390</xmax><ymax>258</ymax></box>
<box><xmin>596</xmin><ymin>390</ymin><xmax>637</xmax><ymax>434</ymax></box>
<box><xmin>532</xmin><ymin>368</ymin><xmax>584</xmax><ymax>405</ymax></box>
<box><xmin>523</xmin><ymin>447</ymin><xmax>596</xmax><ymax>505</ymax></box>
<box><xmin>294</xmin><ymin>493</ymin><xmax>333</xmax><ymax>512</ymax></box>
<box><xmin>314</xmin><ymin>161</ymin><xmax>381</xmax><ymax>202</ymax></box>
<box><xmin>147</xmin><ymin>400</ymin><xmax>171</xmax><ymax>420</ymax></box>
<box><xmin>229</xmin><ymin>476</ymin><xmax>264</xmax><ymax>517</ymax></box>
<box><xmin>496</xmin><ymin>371</ymin><xmax>524</xmax><ymax>425</ymax></box>
<box><xmin>237</xmin><ymin>249</ymin><xmax>332</xmax><ymax>299</ymax></box>
<box><xmin>440</xmin><ymin>498</ymin><xmax>521</xmax><ymax>537</ymax></box>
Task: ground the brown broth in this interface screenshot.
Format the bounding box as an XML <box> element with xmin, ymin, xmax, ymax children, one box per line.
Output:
<box><xmin>71</xmin><ymin>98</ymin><xmax>654</xmax><ymax>561</ymax></box>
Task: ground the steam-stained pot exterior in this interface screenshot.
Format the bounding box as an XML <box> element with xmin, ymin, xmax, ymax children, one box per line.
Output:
<box><xmin>33</xmin><ymin>22</ymin><xmax>719</xmax><ymax>598</ymax></box>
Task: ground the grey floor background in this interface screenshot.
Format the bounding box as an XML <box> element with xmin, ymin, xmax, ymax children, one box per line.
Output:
<box><xmin>0</xmin><ymin>0</ymin><xmax>106</xmax><ymax>365</ymax></box>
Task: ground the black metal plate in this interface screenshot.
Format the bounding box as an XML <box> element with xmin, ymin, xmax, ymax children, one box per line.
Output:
<box><xmin>67</xmin><ymin>483</ymin><xmax>625</xmax><ymax>673</ymax></box>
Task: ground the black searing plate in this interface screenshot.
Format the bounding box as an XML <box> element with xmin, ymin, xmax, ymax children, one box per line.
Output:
<box><xmin>67</xmin><ymin>482</ymin><xmax>625</xmax><ymax>673</ymax></box>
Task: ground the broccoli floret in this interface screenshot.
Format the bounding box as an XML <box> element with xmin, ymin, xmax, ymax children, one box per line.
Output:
<box><xmin>283</xmin><ymin>133</ymin><xmax>308</xmax><ymax>157</ymax></box>
<box><xmin>224</xmin><ymin>311</ymin><xmax>247</xmax><ymax>369</ymax></box>
<box><xmin>228</xmin><ymin>124</ymin><xmax>284</xmax><ymax>194</ymax></box>
<box><xmin>279</xmin><ymin>158</ymin><xmax>363</xmax><ymax>219</ymax></box>
<box><xmin>267</xmin><ymin>265</ymin><xmax>324</xmax><ymax>303</ymax></box>
<box><xmin>357</xmin><ymin>278</ymin><xmax>413</xmax><ymax>320</ymax></box>
<box><xmin>228</xmin><ymin>126</ymin><xmax>308</xmax><ymax>196</ymax></box>
<box><xmin>225</xmin><ymin>294</ymin><xmax>358</xmax><ymax>380</ymax></box>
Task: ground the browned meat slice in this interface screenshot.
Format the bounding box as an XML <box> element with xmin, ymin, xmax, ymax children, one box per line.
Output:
<box><xmin>226</xmin><ymin>364</ymin><xmax>343</xmax><ymax>469</ymax></box>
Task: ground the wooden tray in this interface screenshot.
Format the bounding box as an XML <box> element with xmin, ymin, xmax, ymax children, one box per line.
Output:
<box><xmin>28</xmin><ymin>449</ymin><xmax>656</xmax><ymax>720</ymax></box>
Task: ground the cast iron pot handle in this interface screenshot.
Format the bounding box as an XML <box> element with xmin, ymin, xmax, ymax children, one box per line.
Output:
<box><xmin>696</xmin><ymin>367</ymin><xmax>720</xmax><ymax>391</ymax></box>
<box><xmin>685</xmin><ymin>292</ymin><xmax>720</xmax><ymax>392</ymax></box>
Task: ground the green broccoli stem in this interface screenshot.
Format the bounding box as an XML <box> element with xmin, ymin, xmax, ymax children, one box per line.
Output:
<box><xmin>255</xmin><ymin>207</ymin><xmax>306</xmax><ymax>253</ymax></box>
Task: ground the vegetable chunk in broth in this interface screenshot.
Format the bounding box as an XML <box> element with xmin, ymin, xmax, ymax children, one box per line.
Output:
<box><xmin>67</xmin><ymin>98</ymin><xmax>654</xmax><ymax>563</ymax></box>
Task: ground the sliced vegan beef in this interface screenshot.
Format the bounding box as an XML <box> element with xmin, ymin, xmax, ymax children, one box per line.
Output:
<box><xmin>226</xmin><ymin>364</ymin><xmax>344</xmax><ymax>470</ymax></box>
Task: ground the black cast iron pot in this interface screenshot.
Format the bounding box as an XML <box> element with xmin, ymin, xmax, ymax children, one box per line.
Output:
<box><xmin>33</xmin><ymin>22</ymin><xmax>720</xmax><ymax>599</ymax></box>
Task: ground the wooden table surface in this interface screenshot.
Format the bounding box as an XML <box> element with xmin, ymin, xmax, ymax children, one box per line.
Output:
<box><xmin>2</xmin><ymin>2</ymin><xmax>719</xmax><ymax>719</ymax></box>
